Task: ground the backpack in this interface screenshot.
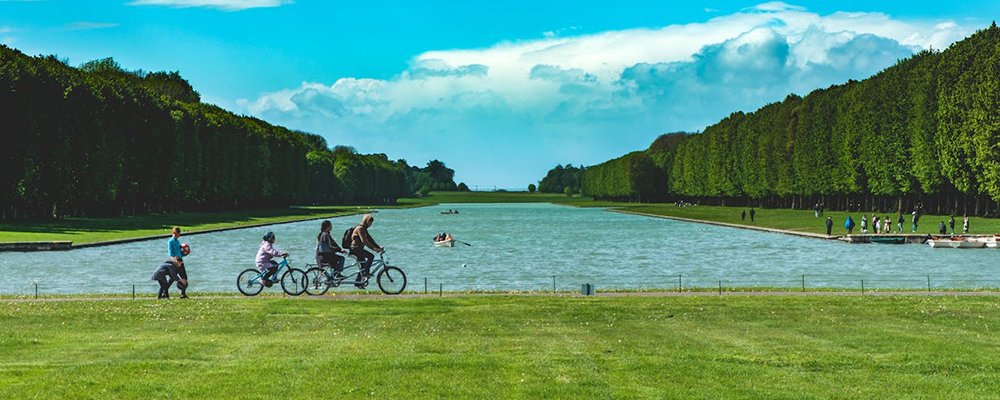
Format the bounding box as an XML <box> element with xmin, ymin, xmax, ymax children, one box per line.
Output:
<box><xmin>341</xmin><ymin>226</ymin><xmax>356</xmax><ymax>249</ymax></box>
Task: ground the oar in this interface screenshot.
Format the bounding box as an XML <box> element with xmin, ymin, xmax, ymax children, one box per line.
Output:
<box><xmin>455</xmin><ymin>240</ymin><xmax>472</xmax><ymax>246</ymax></box>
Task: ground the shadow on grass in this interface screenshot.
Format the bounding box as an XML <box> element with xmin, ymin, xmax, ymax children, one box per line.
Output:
<box><xmin>0</xmin><ymin>206</ymin><xmax>358</xmax><ymax>235</ymax></box>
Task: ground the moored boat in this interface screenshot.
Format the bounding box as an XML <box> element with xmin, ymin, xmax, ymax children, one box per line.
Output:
<box><xmin>927</xmin><ymin>237</ymin><xmax>986</xmax><ymax>249</ymax></box>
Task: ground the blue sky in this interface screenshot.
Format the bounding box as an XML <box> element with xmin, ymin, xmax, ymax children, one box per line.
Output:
<box><xmin>2</xmin><ymin>1</ymin><xmax>997</xmax><ymax>188</ymax></box>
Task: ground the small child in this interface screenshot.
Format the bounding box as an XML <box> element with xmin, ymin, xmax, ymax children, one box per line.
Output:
<box><xmin>256</xmin><ymin>232</ymin><xmax>287</xmax><ymax>285</ymax></box>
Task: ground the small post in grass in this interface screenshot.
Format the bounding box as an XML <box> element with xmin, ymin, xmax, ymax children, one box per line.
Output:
<box><xmin>718</xmin><ymin>280</ymin><xmax>722</xmax><ymax>296</ymax></box>
<box><xmin>677</xmin><ymin>274</ymin><xmax>683</xmax><ymax>292</ymax></box>
<box><xmin>132</xmin><ymin>284</ymin><xmax>136</xmax><ymax>300</ymax></box>
<box><xmin>801</xmin><ymin>275</ymin><xmax>805</xmax><ymax>292</ymax></box>
<box><xmin>552</xmin><ymin>275</ymin><xmax>556</xmax><ymax>293</ymax></box>
<box><xmin>861</xmin><ymin>279</ymin><xmax>865</xmax><ymax>294</ymax></box>
<box><xmin>439</xmin><ymin>283</ymin><xmax>443</xmax><ymax>297</ymax></box>
<box><xmin>34</xmin><ymin>283</ymin><xmax>38</xmax><ymax>299</ymax></box>
<box><xmin>927</xmin><ymin>275</ymin><xmax>931</xmax><ymax>293</ymax></box>
<box><xmin>424</xmin><ymin>277</ymin><xmax>427</xmax><ymax>294</ymax></box>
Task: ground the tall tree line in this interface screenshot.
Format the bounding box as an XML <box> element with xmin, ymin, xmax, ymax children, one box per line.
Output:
<box><xmin>574</xmin><ymin>24</ymin><xmax>1000</xmax><ymax>216</ymax></box>
<box><xmin>0</xmin><ymin>46</ymin><xmax>420</xmax><ymax>220</ymax></box>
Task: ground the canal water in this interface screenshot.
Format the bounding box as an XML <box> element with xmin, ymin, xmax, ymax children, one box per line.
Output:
<box><xmin>1</xmin><ymin>203</ymin><xmax>997</xmax><ymax>295</ymax></box>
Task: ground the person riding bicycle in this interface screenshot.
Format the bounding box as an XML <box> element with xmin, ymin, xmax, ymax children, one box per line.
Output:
<box><xmin>256</xmin><ymin>231</ymin><xmax>288</xmax><ymax>286</ymax></box>
<box><xmin>349</xmin><ymin>214</ymin><xmax>383</xmax><ymax>288</ymax></box>
<box><xmin>316</xmin><ymin>220</ymin><xmax>345</xmax><ymax>279</ymax></box>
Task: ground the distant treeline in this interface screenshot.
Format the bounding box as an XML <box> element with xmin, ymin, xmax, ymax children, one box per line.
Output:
<box><xmin>561</xmin><ymin>24</ymin><xmax>1000</xmax><ymax>216</ymax></box>
<box><xmin>0</xmin><ymin>46</ymin><xmax>456</xmax><ymax>220</ymax></box>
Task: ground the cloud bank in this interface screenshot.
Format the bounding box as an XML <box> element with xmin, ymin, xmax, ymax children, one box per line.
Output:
<box><xmin>128</xmin><ymin>0</ymin><xmax>291</xmax><ymax>11</ymax></box>
<box><xmin>239</xmin><ymin>2</ymin><xmax>971</xmax><ymax>187</ymax></box>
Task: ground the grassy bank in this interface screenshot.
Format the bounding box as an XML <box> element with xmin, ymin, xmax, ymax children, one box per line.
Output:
<box><xmin>0</xmin><ymin>295</ymin><xmax>997</xmax><ymax>398</ymax></box>
<box><xmin>0</xmin><ymin>205</ymin><xmax>377</xmax><ymax>245</ymax></box>
<box><xmin>609</xmin><ymin>204</ymin><xmax>1000</xmax><ymax>236</ymax></box>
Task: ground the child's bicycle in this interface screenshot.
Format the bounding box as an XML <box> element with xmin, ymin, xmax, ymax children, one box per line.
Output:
<box><xmin>303</xmin><ymin>250</ymin><xmax>406</xmax><ymax>295</ymax></box>
<box><xmin>236</xmin><ymin>256</ymin><xmax>307</xmax><ymax>296</ymax></box>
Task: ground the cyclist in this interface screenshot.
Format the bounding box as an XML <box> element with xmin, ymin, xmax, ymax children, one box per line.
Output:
<box><xmin>348</xmin><ymin>214</ymin><xmax>383</xmax><ymax>287</ymax></box>
<box><xmin>316</xmin><ymin>220</ymin><xmax>345</xmax><ymax>279</ymax></box>
<box><xmin>256</xmin><ymin>231</ymin><xmax>288</xmax><ymax>286</ymax></box>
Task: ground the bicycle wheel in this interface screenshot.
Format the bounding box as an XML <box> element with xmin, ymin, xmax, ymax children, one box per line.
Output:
<box><xmin>377</xmin><ymin>266</ymin><xmax>407</xmax><ymax>295</ymax></box>
<box><xmin>237</xmin><ymin>269</ymin><xmax>264</xmax><ymax>296</ymax></box>
<box><xmin>304</xmin><ymin>267</ymin><xmax>330</xmax><ymax>296</ymax></box>
<box><xmin>281</xmin><ymin>268</ymin><xmax>307</xmax><ymax>296</ymax></box>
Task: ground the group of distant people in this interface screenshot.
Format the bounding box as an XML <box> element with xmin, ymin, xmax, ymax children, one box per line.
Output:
<box><xmin>151</xmin><ymin>214</ymin><xmax>384</xmax><ymax>298</ymax></box>
<box><xmin>740</xmin><ymin>208</ymin><xmax>756</xmax><ymax>223</ymax></box>
<box><xmin>433</xmin><ymin>232</ymin><xmax>453</xmax><ymax>242</ymax></box>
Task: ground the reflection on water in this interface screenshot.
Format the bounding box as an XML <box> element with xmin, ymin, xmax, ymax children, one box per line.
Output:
<box><xmin>1</xmin><ymin>203</ymin><xmax>998</xmax><ymax>294</ymax></box>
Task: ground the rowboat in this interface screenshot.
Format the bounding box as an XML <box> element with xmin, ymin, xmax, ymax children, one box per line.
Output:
<box><xmin>869</xmin><ymin>236</ymin><xmax>905</xmax><ymax>244</ymax></box>
<box><xmin>927</xmin><ymin>237</ymin><xmax>986</xmax><ymax>249</ymax></box>
<box><xmin>969</xmin><ymin>235</ymin><xmax>999</xmax><ymax>248</ymax></box>
<box><xmin>433</xmin><ymin>239</ymin><xmax>455</xmax><ymax>247</ymax></box>
<box><xmin>440</xmin><ymin>210</ymin><xmax>459</xmax><ymax>215</ymax></box>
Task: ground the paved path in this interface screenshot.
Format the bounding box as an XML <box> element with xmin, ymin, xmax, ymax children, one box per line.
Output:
<box><xmin>3</xmin><ymin>290</ymin><xmax>997</xmax><ymax>303</ymax></box>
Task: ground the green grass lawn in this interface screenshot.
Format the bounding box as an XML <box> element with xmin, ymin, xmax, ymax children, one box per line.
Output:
<box><xmin>0</xmin><ymin>295</ymin><xmax>997</xmax><ymax>399</ymax></box>
<box><xmin>0</xmin><ymin>206</ymin><xmax>377</xmax><ymax>245</ymax></box>
<box><xmin>608</xmin><ymin>204</ymin><xmax>1000</xmax><ymax>236</ymax></box>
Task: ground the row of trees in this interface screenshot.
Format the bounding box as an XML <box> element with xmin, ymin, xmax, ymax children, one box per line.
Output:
<box><xmin>537</xmin><ymin>164</ymin><xmax>585</xmax><ymax>194</ymax></box>
<box><xmin>573</xmin><ymin>23</ymin><xmax>1000</xmax><ymax>216</ymax></box>
<box><xmin>0</xmin><ymin>46</ymin><xmax>445</xmax><ymax>220</ymax></box>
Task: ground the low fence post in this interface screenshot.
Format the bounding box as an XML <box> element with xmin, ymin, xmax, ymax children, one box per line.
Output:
<box><xmin>801</xmin><ymin>275</ymin><xmax>805</xmax><ymax>292</ymax></box>
<box><xmin>424</xmin><ymin>278</ymin><xmax>428</xmax><ymax>294</ymax></box>
<box><xmin>552</xmin><ymin>276</ymin><xmax>556</xmax><ymax>293</ymax></box>
<box><xmin>439</xmin><ymin>283</ymin><xmax>443</xmax><ymax>297</ymax></box>
<box><xmin>132</xmin><ymin>284</ymin><xmax>136</xmax><ymax>300</ymax></box>
<box><xmin>860</xmin><ymin>279</ymin><xmax>865</xmax><ymax>294</ymax></box>
<box><xmin>718</xmin><ymin>280</ymin><xmax>722</xmax><ymax>296</ymax></box>
<box><xmin>677</xmin><ymin>274</ymin><xmax>683</xmax><ymax>292</ymax></box>
<box><xmin>927</xmin><ymin>275</ymin><xmax>931</xmax><ymax>293</ymax></box>
<box><xmin>34</xmin><ymin>283</ymin><xmax>38</xmax><ymax>299</ymax></box>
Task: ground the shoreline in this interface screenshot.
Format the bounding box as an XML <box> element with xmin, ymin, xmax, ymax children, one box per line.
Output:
<box><xmin>1</xmin><ymin>207</ymin><xmax>387</xmax><ymax>252</ymax></box>
<box><xmin>610</xmin><ymin>209</ymin><xmax>842</xmax><ymax>240</ymax></box>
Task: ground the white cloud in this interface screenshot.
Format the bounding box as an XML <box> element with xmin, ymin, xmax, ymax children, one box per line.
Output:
<box><xmin>0</xmin><ymin>26</ymin><xmax>12</xmax><ymax>34</ymax></box>
<box><xmin>239</xmin><ymin>3</ymin><xmax>974</xmax><ymax>186</ymax></box>
<box><xmin>128</xmin><ymin>0</ymin><xmax>291</xmax><ymax>11</ymax></box>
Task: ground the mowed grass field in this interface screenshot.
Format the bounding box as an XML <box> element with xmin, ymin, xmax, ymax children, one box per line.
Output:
<box><xmin>0</xmin><ymin>205</ymin><xmax>380</xmax><ymax>245</ymax></box>
<box><xmin>1</xmin><ymin>295</ymin><xmax>998</xmax><ymax>399</ymax></box>
<box><xmin>608</xmin><ymin>204</ymin><xmax>1000</xmax><ymax>236</ymax></box>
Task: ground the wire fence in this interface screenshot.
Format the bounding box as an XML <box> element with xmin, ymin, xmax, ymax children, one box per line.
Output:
<box><xmin>2</xmin><ymin>273</ymin><xmax>998</xmax><ymax>299</ymax></box>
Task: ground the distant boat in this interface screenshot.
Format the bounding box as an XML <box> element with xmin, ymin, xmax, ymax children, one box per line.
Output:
<box><xmin>927</xmin><ymin>237</ymin><xmax>986</xmax><ymax>249</ymax></box>
<box><xmin>440</xmin><ymin>210</ymin><xmax>459</xmax><ymax>215</ymax></box>
<box><xmin>869</xmin><ymin>236</ymin><xmax>905</xmax><ymax>244</ymax></box>
<box><xmin>433</xmin><ymin>238</ymin><xmax>455</xmax><ymax>247</ymax></box>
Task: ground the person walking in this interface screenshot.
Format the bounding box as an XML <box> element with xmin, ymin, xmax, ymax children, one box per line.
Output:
<box><xmin>911</xmin><ymin>210</ymin><xmax>919</xmax><ymax>232</ymax></box>
<box><xmin>348</xmin><ymin>214</ymin><xmax>383</xmax><ymax>288</ymax></box>
<box><xmin>825</xmin><ymin>217</ymin><xmax>833</xmax><ymax>236</ymax></box>
<box><xmin>963</xmin><ymin>215</ymin><xmax>970</xmax><ymax>234</ymax></box>
<box><xmin>897</xmin><ymin>214</ymin><xmax>904</xmax><ymax>233</ymax></box>
<box><xmin>949</xmin><ymin>216</ymin><xmax>956</xmax><ymax>235</ymax></box>
<box><xmin>749</xmin><ymin>208</ymin><xmax>756</xmax><ymax>222</ymax></box>
<box><xmin>860</xmin><ymin>215</ymin><xmax>868</xmax><ymax>233</ymax></box>
<box><xmin>872</xmin><ymin>215</ymin><xmax>880</xmax><ymax>234</ymax></box>
<box><xmin>939</xmin><ymin>221</ymin><xmax>947</xmax><ymax>235</ymax></box>
<box><xmin>845</xmin><ymin>215</ymin><xmax>855</xmax><ymax>234</ymax></box>
<box><xmin>883</xmin><ymin>216</ymin><xmax>891</xmax><ymax>235</ymax></box>
<box><xmin>151</xmin><ymin>226</ymin><xmax>188</xmax><ymax>299</ymax></box>
<box><xmin>741</xmin><ymin>210</ymin><xmax>746</xmax><ymax>223</ymax></box>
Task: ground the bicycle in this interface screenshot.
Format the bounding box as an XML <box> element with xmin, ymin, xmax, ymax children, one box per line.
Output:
<box><xmin>304</xmin><ymin>250</ymin><xmax>406</xmax><ymax>295</ymax></box>
<box><xmin>236</xmin><ymin>256</ymin><xmax>307</xmax><ymax>296</ymax></box>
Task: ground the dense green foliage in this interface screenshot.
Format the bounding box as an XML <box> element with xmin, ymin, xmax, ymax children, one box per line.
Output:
<box><xmin>0</xmin><ymin>47</ymin><xmax>420</xmax><ymax>220</ymax></box>
<box><xmin>574</xmin><ymin>25</ymin><xmax>1000</xmax><ymax>214</ymax></box>
<box><xmin>537</xmin><ymin>164</ymin><xmax>584</xmax><ymax>193</ymax></box>
<box><xmin>1</xmin><ymin>296</ymin><xmax>997</xmax><ymax>399</ymax></box>
<box><xmin>410</xmin><ymin>159</ymin><xmax>458</xmax><ymax>192</ymax></box>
